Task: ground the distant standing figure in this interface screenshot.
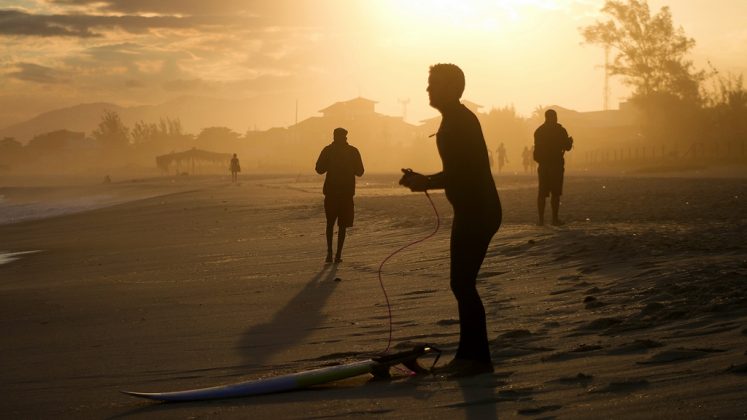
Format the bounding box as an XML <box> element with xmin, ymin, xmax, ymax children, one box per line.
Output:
<box><xmin>521</xmin><ymin>146</ymin><xmax>531</xmax><ymax>173</ymax></box>
<box><xmin>230</xmin><ymin>153</ymin><xmax>241</xmax><ymax>183</ymax></box>
<box><xmin>496</xmin><ymin>142</ymin><xmax>508</xmax><ymax>173</ymax></box>
<box><xmin>533</xmin><ymin>109</ymin><xmax>573</xmax><ymax>226</ymax></box>
<box><xmin>315</xmin><ymin>127</ymin><xmax>364</xmax><ymax>263</ymax></box>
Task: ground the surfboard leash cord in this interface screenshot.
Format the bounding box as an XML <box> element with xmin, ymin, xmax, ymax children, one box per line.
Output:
<box><xmin>376</xmin><ymin>190</ymin><xmax>440</xmax><ymax>355</ymax></box>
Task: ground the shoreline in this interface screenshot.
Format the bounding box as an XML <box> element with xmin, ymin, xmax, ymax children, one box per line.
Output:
<box><xmin>2</xmin><ymin>169</ymin><xmax>745</xmax><ymax>227</ymax></box>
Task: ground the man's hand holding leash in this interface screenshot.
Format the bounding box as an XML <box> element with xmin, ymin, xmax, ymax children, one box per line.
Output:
<box><xmin>399</xmin><ymin>168</ymin><xmax>429</xmax><ymax>192</ymax></box>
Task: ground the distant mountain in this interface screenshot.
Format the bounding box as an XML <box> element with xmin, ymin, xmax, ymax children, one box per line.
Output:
<box><xmin>0</xmin><ymin>95</ymin><xmax>299</xmax><ymax>144</ymax></box>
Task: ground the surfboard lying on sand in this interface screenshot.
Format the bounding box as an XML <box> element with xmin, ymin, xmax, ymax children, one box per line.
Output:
<box><xmin>122</xmin><ymin>345</ymin><xmax>438</xmax><ymax>402</ymax></box>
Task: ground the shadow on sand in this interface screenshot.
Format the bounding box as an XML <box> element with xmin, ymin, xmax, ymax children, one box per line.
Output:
<box><xmin>236</xmin><ymin>264</ymin><xmax>340</xmax><ymax>366</ymax></box>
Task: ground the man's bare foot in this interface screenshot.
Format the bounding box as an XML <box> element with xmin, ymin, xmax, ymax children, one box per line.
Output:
<box><xmin>551</xmin><ymin>219</ymin><xmax>565</xmax><ymax>226</ymax></box>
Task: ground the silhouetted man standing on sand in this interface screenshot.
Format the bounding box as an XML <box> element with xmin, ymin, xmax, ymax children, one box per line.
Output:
<box><xmin>534</xmin><ymin>109</ymin><xmax>573</xmax><ymax>226</ymax></box>
<box><xmin>316</xmin><ymin>127</ymin><xmax>364</xmax><ymax>263</ymax></box>
<box><xmin>400</xmin><ymin>63</ymin><xmax>501</xmax><ymax>377</ymax></box>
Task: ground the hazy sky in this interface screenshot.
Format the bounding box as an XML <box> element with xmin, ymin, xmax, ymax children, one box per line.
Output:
<box><xmin>1</xmin><ymin>0</ymin><xmax>746</xmax><ymax>129</ymax></box>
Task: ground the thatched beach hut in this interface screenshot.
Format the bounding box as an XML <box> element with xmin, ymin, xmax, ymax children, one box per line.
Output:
<box><xmin>156</xmin><ymin>148</ymin><xmax>232</xmax><ymax>175</ymax></box>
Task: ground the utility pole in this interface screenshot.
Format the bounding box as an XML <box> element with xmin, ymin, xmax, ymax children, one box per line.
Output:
<box><xmin>595</xmin><ymin>46</ymin><xmax>612</xmax><ymax>111</ymax></box>
<box><xmin>603</xmin><ymin>45</ymin><xmax>610</xmax><ymax>111</ymax></box>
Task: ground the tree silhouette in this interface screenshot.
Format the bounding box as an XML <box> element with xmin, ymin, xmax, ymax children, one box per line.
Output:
<box><xmin>132</xmin><ymin>117</ymin><xmax>186</xmax><ymax>144</ymax></box>
<box><xmin>704</xmin><ymin>72</ymin><xmax>747</xmax><ymax>158</ymax></box>
<box><xmin>196</xmin><ymin>126</ymin><xmax>240</xmax><ymax>151</ymax></box>
<box><xmin>131</xmin><ymin>120</ymin><xmax>155</xmax><ymax>145</ymax></box>
<box><xmin>27</xmin><ymin>130</ymin><xmax>86</xmax><ymax>152</ymax></box>
<box><xmin>92</xmin><ymin>110</ymin><xmax>130</xmax><ymax>149</ymax></box>
<box><xmin>481</xmin><ymin>105</ymin><xmax>531</xmax><ymax>149</ymax></box>
<box><xmin>0</xmin><ymin>137</ymin><xmax>21</xmax><ymax>151</ymax></box>
<box><xmin>581</xmin><ymin>0</ymin><xmax>704</xmax><ymax>102</ymax></box>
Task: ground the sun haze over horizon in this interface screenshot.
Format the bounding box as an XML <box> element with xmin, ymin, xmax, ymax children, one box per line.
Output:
<box><xmin>1</xmin><ymin>0</ymin><xmax>747</xmax><ymax>131</ymax></box>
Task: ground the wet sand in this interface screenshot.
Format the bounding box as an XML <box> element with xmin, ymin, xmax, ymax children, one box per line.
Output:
<box><xmin>1</xmin><ymin>173</ymin><xmax>746</xmax><ymax>418</ymax></box>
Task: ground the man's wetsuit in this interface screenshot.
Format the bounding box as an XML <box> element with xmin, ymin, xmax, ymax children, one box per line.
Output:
<box><xmin>428</xmin><ymin>102</ymin><xmax>502</xmax><ymax>363</ymax></box>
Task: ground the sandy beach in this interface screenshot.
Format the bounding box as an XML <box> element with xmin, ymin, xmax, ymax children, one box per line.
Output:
<box><xmin>1</xmin><ymin>173</ymin><xmax>746</xmax><ymax>419</ymax></box>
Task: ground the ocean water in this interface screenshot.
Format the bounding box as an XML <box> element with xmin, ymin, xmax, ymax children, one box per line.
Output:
<box><xmin>0</xmin><ymin>193</ymin><xmax>118</xmax><ymax>225</ymax></box>
<box><xmin>0</xmin><ymin>176</ymin><xmax>199</xmax><ymax>226</ymax></box>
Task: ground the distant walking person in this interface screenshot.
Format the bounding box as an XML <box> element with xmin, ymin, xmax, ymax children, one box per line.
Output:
<box><xmin>400</xmin><ymin>63</ymin><xmax>501</xmax><ymax>377</ymax></box>
<box><xmin>315</xmin><ymin>128</ymin><xmax>364</xmax><ymax>263</ymax></box>
<box><xmin>534</xmin><ymin>109</ymin><xmax>573</xmax><ymax>226</ymax></box>
<box><xmin>496</xmin><ymin>142</ymin><xmax>508</xmax><ymax>173</ymax></box>
<box><xmin>230</xmin><ymin>153</ymin><xmax>241</xmax><ymax>183</ymax></box>
<box><xmin>522</xmin><ymin>146</ymin><xmax>532</xmax><ymax>173</ymax></box>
